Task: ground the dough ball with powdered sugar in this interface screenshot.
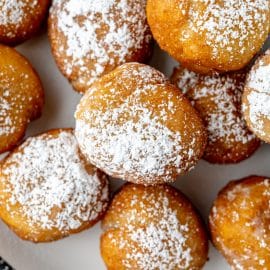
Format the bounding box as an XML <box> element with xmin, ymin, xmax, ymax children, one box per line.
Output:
<box><xmin>171</xmin><ymin>66</ymin><xmax>260</xmax><ymax>164</ymax></box>
<box><xmin>75</xmin><ymin>63</ymin><xmax>207</xmax><ymax>185</ymax></box>
<box><xmin>0</xmin><ymin>0</ymin><xmax>51</xmax><ymax>45</ymax></box>
<box><xmin>243</xmin><ymin>49</ymin><xmax>270</xmax><ymax>143</ymax></box>
<box><xmin>147</xmin><ymin>0</ymin><xmax>270</xmax><ymax>74</ymax></box>
<box><xmin>0</xmin><ymin>45</ymin><xmax>44</xmax><ymax>154</ymax></box>
<box><xmin>48</xmin><ymin>0</ymin><xmax>153</xmax><ymax>93</ymax></box>
<box><xmin>0</xmin><ymin>129</ymin><xmax>109</xmax><ymax>242</ymax></box>
<box><xmin>101</xmin><ymin>184</ymin><xmax>208</xmax><ymax>270</ymax></box>
<box><xmin>210</xmin><ymin>176</ymin><xmax>270</xmax><ymax>269</ymax></box>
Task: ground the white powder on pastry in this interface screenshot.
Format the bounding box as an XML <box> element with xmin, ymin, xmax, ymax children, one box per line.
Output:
<box><xmin>1</xmin><ymin>130</ymin><xmax>109</xmax><ymax>232</ymax></box>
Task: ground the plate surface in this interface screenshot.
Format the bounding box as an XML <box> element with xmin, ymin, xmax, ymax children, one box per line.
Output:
<box><xmin>0</xmin><ymin>33</ymin><xmax>269</xmax><ymax>270</ymax></box>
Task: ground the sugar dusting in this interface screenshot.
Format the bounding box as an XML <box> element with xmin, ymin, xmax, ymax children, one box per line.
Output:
<box><xmin>172</xmin><ymin>67</ymin><xmax>255</xmax><ymax>145</ymax></box>
<box><xmin>0</xmin><ymin>0</ymin><xmax>39</xmax><ymax>37</ymax></box>
<box><xmin>104</xmin><ymin>186</ymin><xmax>196</xmax><ymax>269</ymax></box>
<box><xmin>50</xmin><ymin>0</ymin><xmax>152</xmax><ymax>88</ymax></box>
<box><xmin>0</xmin><ymin>69</ymin><xmax>35</xmax><ymax>140</ymax></box>
<box><xmin>75</xmin><ymin>64</ymin><xmax>203</xmax><ymax>184</ymax></box>
<box><xmin>1</xmin><ymin>130</ymin><xmax>109</xmax><ymax>231</ymax></box>
<box><xmin>182</xmin><ymin>0</ymin><xmax>269</xmax><ymax>60</ymax></box>
<box><xmin>244</xmin><ymin>51</ymin><xmax>270</xmax><ymax>135</ymax></box>
<box><xmin>0</xmin><ymin>90</ymin><xmax>16</xmax><ymax>136</ymax></box>
<box><xmin>210</xmin><ymin>178</ymin><xmax>270</xmax><ymax>269</ymax></box>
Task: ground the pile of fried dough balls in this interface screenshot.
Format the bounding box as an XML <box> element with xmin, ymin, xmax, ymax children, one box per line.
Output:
<box><xmin>0</xmin><ymin>0</ymin><xmax>269</xmax><ymax>270</ymax></box>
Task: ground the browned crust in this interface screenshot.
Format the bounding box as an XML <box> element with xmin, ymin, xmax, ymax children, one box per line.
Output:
<box><xmin>0</xmin><ymin>45</ymin><xmax>44</xmax><ymax>154</ymax></box>
<box><xmin>171</xmin><ymin>66</ymin><xmax>260</xmax><ymax>164</ymax></box>
<box><xmin>101</xmin><ymin>183</ymin><xmax>208</xmax><ymax>269</ymax></box>
<box><xmin>0</xmin><ymin>0</ymin><xmax>51</xmax><ymax>46</ymax></box>
<box><xmin>0</xmin><ymin>128</ymin><xmax>109</xmax><ymax>243</ymax></box>
<box><xmin>209</xmin><ymin>175</ymin><xmax>270</xmax><ymax>269</ymax></box>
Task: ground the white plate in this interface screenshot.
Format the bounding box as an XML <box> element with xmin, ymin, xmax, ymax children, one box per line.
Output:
<box><xmin>0</xmin><ymin>33</ymin><xmax>269</xmax><ymax>270</ymax></box>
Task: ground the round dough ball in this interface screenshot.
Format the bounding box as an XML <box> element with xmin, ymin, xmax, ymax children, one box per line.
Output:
<box><xmin>147</xmin><ymin>0</ymin><xmax>270</xmax><ymax>74</ymax></box>
<box><xmin>101</xmin><ymin>184</ymin><xmax>208</xmax><ymax>270</ymax></box>
<box><xmin>48</xmin><ymin>0</ymin><xmax>153</xmax><ymax>93</ymax></box>
<box><xmin>171</xmin><ymin>66</ymin><xmax>260</xmax><ymax>164</ymax></box>
<box><xmin>0</xmin><ymin>45</ymin><xmax>44</xmax><ymax>154</ymax></box>
<box><xmin>0</xmin><ymin>129</ymin><xmax>109</xmax><ymax>242</ymax></box>
<box><xmin>75</xmin><ymin>63</ymin><xmax>207</xmax><ymax>185</ymax></box>
<box><xmin>209</xmin><ymin>175</ymin><xmax>270</xmax><ymax>269</ymax></box>
<box><xmin>0</xmin><ymin>0</ymin><xmax>51</xmax><ymax>46</ymax></box>
<box><xmin>243</xmin><ymin>49</ymin><xmax>270</xmax><ymax>143</ymax></box>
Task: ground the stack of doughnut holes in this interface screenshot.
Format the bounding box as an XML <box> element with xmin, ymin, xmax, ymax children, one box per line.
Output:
<box><xmin>0</xmin><ymin>0</ymin><xmax>269</xmax><ymax>269</ymax></box>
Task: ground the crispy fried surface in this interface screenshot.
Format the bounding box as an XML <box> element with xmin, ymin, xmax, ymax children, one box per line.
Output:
<box><xmin>101</xmin><ymin>184</ymin><xmax>208</xmax><ymax>269</ymax></box>
<box><xmin>171</xmin><ymin>66</ymin><xmax>260</xmax><ymax>164</ymax></box>
<box><xmin>147</xmin><ymin>0</ymin><xmax>270</xmax><ymax>74</ymax></box>
<box><xmin>210</xmin><ymin>176</ymin><xmax>270</xmax><ymax>269</ymax></box>
<box><xmin>0</xmin><ymin>45</ymin><xmax>44</xmax><ymax>154</ymax></box>
<box><xmin>0</xmin><ymin>0</ymin><xmax>51</xmax><ymax>46</ymax></box>
<box><xmin>0</xmin><ymin>129</ymin><xmax>109</xmax><ymax>242</ymax></box>
<box><xmin>48</xmin><ymin>0</ymin><xmax>153</xmax><ymax>93</ymax></box>
<box><xmin>75</xmin><ymin>63</ymin><xmax>207</xmax><ymax>185</ymax></box>
<box><xmin>243</xmin><ymin>50</ymin><xmax>270</xmax><ymax>143</ymax></box>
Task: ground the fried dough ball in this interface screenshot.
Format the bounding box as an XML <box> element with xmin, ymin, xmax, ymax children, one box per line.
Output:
<box><xmin>101</xmin><ymin>184</ymin><xmax>208</xmax><ymax>270</ymax></box>
<box><xmin>242</xmin><ymin>49</ymin><xmax>270</xmax><ymax>143</ymax></box>
<box><xmin>209</xmin><ymin>176</ymin><xmax>270</xmax><ymax>270</ymax></box>
<box><xmin>75</xmin><ymin>63</ymin><xmax>207</xmax><ymax>185</ymax></box>
<box><xmin>0</xmin><ymin>0</ymin><xmax>51</xmax><ymax>46</ymax></box>
<box><xmin>48</xmin><ymin>0</ymin><xmax>153</xmax><ymax>93</ymax></box>
<box><xmin>0</xmin><ymin>45</ymin><xmax>44</xmax><ymax>154</ymax></box>
<box><xmin>171</xmin><ymin>66</ymin><xmax>260</xmax><ymax>164</ymax></box>
<box><xmin>0</xmin><ymin>129</ymin><xmax>109</xmax><ymax>243</ymax></box>
<box><xmin>147</xmin><ymin>0</ymin><xmax>270</xmax><ymax>74</ymax></box>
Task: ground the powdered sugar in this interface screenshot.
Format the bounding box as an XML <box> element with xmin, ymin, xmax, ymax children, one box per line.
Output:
<box><xmin>244</xmin><ymin>51</ymin><xmax>270</xmax><ymax>136</ymax></box>
<box><xmin>248</xmin><ymin>65</ymin><xmax>270</xmax><ymax>94</ymax></box>
<box><xmin>172</xmin><ymin>67</ymin><xmax>255</xmax><ymax>145</ymax></box>
<box><xmin>123</xmin><ymin>197</ymin><xmax>192</xmax><ymax>269</ymax></box>
<box><xmin>246</xmin><ymin>92</ymin><xmax>270</xmax><ymax>135</ymax></box>
<box><xmin>50</xmin><ymin>0</ymin><xmax>152</xmax><ymax>90</ymax></box>
<box><xmin>75</xmin><ymin>64</ymin><xmax>203</xmax><ymax>184</ymax></box>
<box><xmin>0</xmin><ymin>0</ymin><xmax>39</xmax><ymax>37</ymax></box>
<box><xmin>1</xmin><ymin>130</ymin><xmax>109</xmax><ymax>232</ymax></box>
<box><xmin>182</xmin><ymin>0</ymin><xmax>269</xmax><ymax>60</ymax></box>
<box><xmin>0</xmin><ymin>0</ymin><xmax>38</xmax><ymax>25</ymax></box>
<box><xmin>0</xmin><ymin>60</ymin><xmax>43</xmax><ymax>153</ymax></box>
<box><xmin>210</xmin><ymin>177</ymin><xmax>270</xmax><ymax>269</ymax></box>
<box><xmin>173</xmin><ymin>69</ymin><xmax>199</xmax><ymax>94</ymax></box>
<box><xmin>0</xmin><ymin>91</ymin><xmax>16</xmax><ymax>136</ymax></box>
<box><xmin>103</xmin><ymin>186</ymin><xmax>199</xmax><ymax>269</ymax></box>
<box><xmin>76</xmin><ymin>109</ymin><xmax>183</xmax><ymax>183</ymax></box>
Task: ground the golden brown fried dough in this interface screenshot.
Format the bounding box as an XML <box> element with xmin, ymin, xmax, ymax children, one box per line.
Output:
<box><xmin>171</xmin><ymin>66</ymin><xmax>260</xmax><ymax>164</ymax></box>
<box><xmin>147</xmin><ymin>0</ymin><xmax>270</xmax><ymax>74</ymax></box>
<box><xmin>0</xmin><ymin>129</ymin><xmax>109</xmax><ymax>242</ymax></box>
<box><xmin>101</xmin><ymin>184</ymin><xmax>208</xmax><ymax>270</ymax></box>
<box><xmin>0</xmin><ymin>0</ymin><xmax>51</xmax><ymax>46</ymax></box>
<box><xmin>242</xmin><ymin>49</ymin><xmax>270</xmax><ymax>143</ymax></box>
<box><xmin>0</xmin><ymin>45</ymin><xmax>44</xmax><ymax>154</ymax></box>
<box><xmin>48</xmin><ymin>0</ymin><xmax>153</xmax><ymax>93</ymax></box>
<box><xmin>75</xmin><ymin>63</ymin><xmax>207</xmax><ymax>185</ymax></box>
<box><xmin>210</xmin><ymin>176</ymin><xmax>270</xmax><ymax>270</ymax></box>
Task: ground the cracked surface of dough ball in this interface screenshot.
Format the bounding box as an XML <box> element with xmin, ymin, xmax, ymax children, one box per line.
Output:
<box><xmin>0</xmin><ymin>129</ymin><xmax>109</xmax><ymax>242</ymax></box>
<box><xmin>147</xmin><ymin>0</ymin><xmax>270</xmax><ymax>74</ymax></box>
<box><xmin>171</xmin><ymin>66</ymin><xmax>260</xmax><ymax>164</ymax></box>
<box><xmin>210</xmin><ymin>176</ymin><xmax>270</xmax><ymax>270</ymax></box>
<box><xmin>101</xmin><ymin>184</ymin><xmax>208</xmax><ymax>270</ymax></box>
<box><xmin>75</xmin><ymin>63</ymin><xmax>207</xmax><ymax>185</ymax></box>
<box><xmin>49</xmin><ymin>0</ymin><xmax>153</xmax><ymax>93</ymax></box>
<box><xmin>0</xmin><ymin>45</ymin><xmax>44</xmax><ymax>154</ymax></box>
